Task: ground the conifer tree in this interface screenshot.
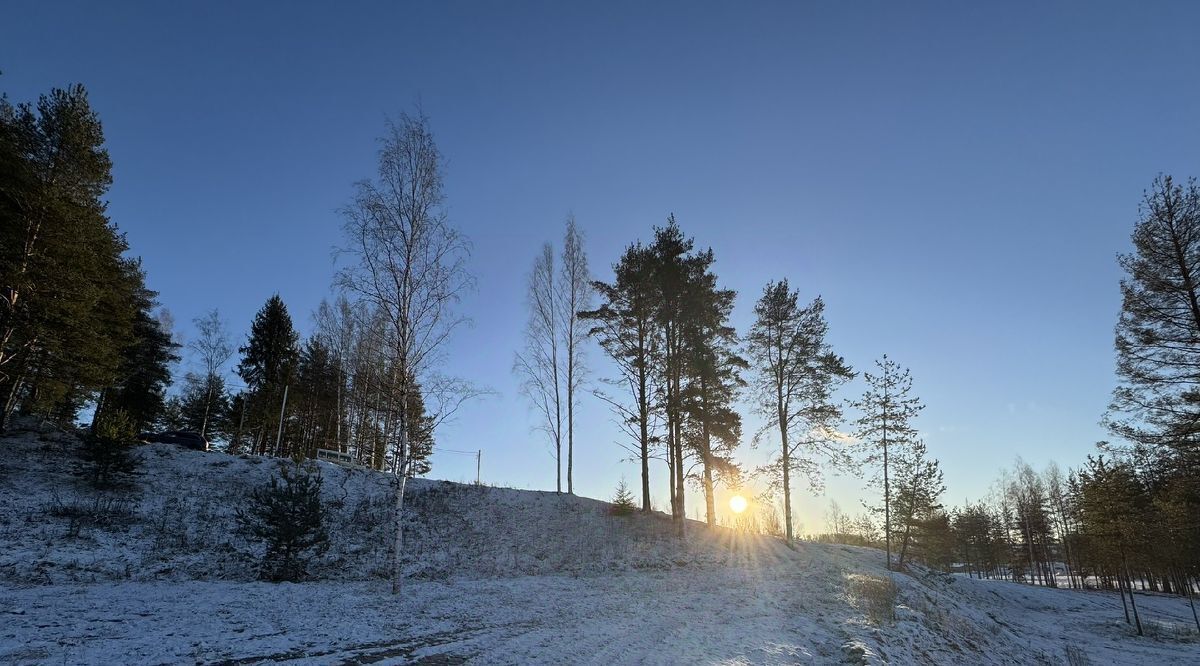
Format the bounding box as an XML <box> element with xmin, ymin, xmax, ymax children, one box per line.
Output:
<box><xmin>680</xmin><ymin>255</ymin><xmax>745</xmax><ymax>527</ymax></box>
<box><xmin>584</xmin><ymin>242</ymin><xmax>661</xmax><ymax>512</ymax></box>
<box><xmin>0</xmin><ymin>85</ymin><xmax>133</xmax><ymax>429</ymax></box>
<box><xmin>237</xmin><ymin>295</ymin><xmax>299</xmax><ymax>455</ymax></box>
<box><xmin>892</xmin><ymin>439</ymin><xmax>945</xmax><ymax>567</ymax></box>
<box><xmin>1107</xmin><ymin>175</ymin><xmax>1200</xmax><ymax>458</ymax></box>
<box><xmin>849</xmin><ymin>355</ymin><xmax>924</xmax><ymax>569</ymax></box>
<box><xmin>747</xmin><ymin>283</ymin><xmax>854</xmax><ymax>544</ymax></box>
<box><xmin>179</xmin><ymin>371</ymin><xmax>230</xmax><ymax>440</ymax></box>
<box><xmin>96</xmin><ymin>261</ymin><xmax>179</xmax><ymax>431</ymax></box>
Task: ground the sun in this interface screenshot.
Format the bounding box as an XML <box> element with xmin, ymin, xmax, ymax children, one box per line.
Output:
<box><xmin>729</xmin><ymin>494</ymin><xmax>748</xmax><ymax>514</ymax></box>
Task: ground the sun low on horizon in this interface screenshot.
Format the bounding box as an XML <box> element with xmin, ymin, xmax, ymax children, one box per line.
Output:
<box><xmin>729</xmin><ymin>494</ymin><xmax>748</xmax><ymax>514</ymax></box>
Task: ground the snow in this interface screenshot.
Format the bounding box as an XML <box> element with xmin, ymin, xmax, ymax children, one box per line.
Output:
<box><xmin>2</xmin><ymin>422</ymin><xmax>1199</xmax><ymax>664</ymax></box>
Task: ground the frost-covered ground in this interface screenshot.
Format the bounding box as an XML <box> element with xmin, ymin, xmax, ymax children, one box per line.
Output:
<box><xmin>1</xmin><ymin>423</ymin><xmax>1198</xmax><ymax>664</ymax></box>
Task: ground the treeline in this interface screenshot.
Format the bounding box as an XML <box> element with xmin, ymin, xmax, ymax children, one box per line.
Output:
<box><xmin>0</xmin><ymin>84</ymin><xmax>465</xmax><ymax>482</ymax></box>
<box><xmin>1</xmin><ymin>85</ymin><xmax>178</xmax><ymax>434</ymax></box>
<box><xmin>152</xmin><ymin>111</ymin><xmax>473</xmax><ymax>479</ymax></box>
<box><xmin>517</xmin><ymin>214</ymin><xmax>946</xmax><ymax>558</ymax></box>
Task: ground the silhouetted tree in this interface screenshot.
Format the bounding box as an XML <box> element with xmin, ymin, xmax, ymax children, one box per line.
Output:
<box><xmin>747</xmin><ymin>283</ymin><xmax>854</xmax><ymax>544</ymax></box>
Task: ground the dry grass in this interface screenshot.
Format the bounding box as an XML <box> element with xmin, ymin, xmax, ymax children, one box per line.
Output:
<box><xmin>846</xmin><ymin>573</ymin><xmax>899</xmax><ymax>625</ymax></box>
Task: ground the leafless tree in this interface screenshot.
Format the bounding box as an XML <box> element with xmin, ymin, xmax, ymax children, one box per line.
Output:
<box><xmin>189</xmin><ymin>309</ymin><xmax>233</xmax><ymax>438</ymax></box>
<box><xmin>515</xmin><ymin>243</ymin><xmax>564</xmax><ymax>492</ymax></box>
<box><xmin>336</xmin><ymin>111</ymin><xmax>479</xmax><ymax>595</ymax></box>
<box><xmin>558</xmin><ymin>216</ymin><xmax>592</xmax><ymax>494</ymax></box>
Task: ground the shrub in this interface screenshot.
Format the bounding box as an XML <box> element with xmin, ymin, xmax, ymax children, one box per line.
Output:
<box><xmin>610</xmin><ymin>478</ymin><xmax>637</xmax><ymax>516</ymax></box>
<box><xmin>846</xmin><ymin>573</ymin><xmax>899</xmax><ymax>625</ymax></box>
<box><xmin>48</xmin><ymin>493</ymin><xmax>137</xmax><ymax>537</ymax></box>
<box><xmin>236</xmin><ymin>462</ymin><xmax>329</xmax><ymax>582</ymax></box>
<box><xmin>83</xmin><ymin>408</ymin><xmax>139</xmax><ymax>488</ymax></box>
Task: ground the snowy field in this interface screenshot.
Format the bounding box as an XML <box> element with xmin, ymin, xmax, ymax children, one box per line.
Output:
<box><xmin>1</xmin><ymin>425</ymin><xmax>1199</xmax><ymax>664</ymax></box>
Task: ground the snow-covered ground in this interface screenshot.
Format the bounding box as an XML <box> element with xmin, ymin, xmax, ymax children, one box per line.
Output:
<box><xmin>1</xmin><ymin>423</ymin><xmax>1198</xmax><ymax>664</ymax></box>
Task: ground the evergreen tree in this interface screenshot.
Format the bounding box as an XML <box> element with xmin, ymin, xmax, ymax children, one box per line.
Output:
<box><xmin>1107</xmin><ymin>175</ymin><xmax>1200</xmax><ymax>459</ymax></box>
<box><xmin>849</xmin><ymin>355</ymin><xmax>924</xmax><ymax>569</ymax></box>
<box><xmin>237</xmin><ymin>295</ymin><xmax>299</xmax><ymax>456</ymax></box>
<box><xmin>403</xmin><ymin>375</ymin><xmax>435</xmax><ymax>477</ymax></box>
<box><xmin>680</xmin><ymin>254</ymin><xmax>745</xmax><ymax>527</ymax></box>
<box><xmin>892</xmin><ymin>439</ymin><xmax>945</xmax><ymax>568</ymax></box>
<box><xmin>179</xmin><ymin>372</ymin><xmax>230</xmax><ymax>440</ymax></box>
<box><xmin>583</xmin><ymin>241</ymin><xmax>661</xmax><ymax>512</ymax></box>
<box><xmin>96</xmin><ymin>261</ymin><xmax>179</xmax><ymax>431</ymax></box>
<box><xmin>0</xmin><ymin>85</ymin><xmax>133</xmax><ymax>429</ymax></box>
<box><xmin>747</xmin><ymin>283</ymin><xmax>854</xmax><ymax>543</ymax></box>
<box><xmin>292</xmin><ymin>337</ymin><xmax>341</xmax><ymax>459</ymax></box>
<box><xmin>610</xmin><ymin>478</ymin><xmax>637</xmax><ymax>516</ymax></box>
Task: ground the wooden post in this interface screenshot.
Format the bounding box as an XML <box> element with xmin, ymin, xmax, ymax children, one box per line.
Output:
<box><xmin>274</xmin><ymin>384</ymin><xmax>289</xmax><ymax>457</ymax></box>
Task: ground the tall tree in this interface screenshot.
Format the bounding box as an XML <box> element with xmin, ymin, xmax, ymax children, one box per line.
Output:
<box><xmin>680</xmin><ymin>256</ymin><xmax>745</xmax><ymax>527</ymax></box>
<box><xmin>747</xmin><ymin>283</ymin><xmax>854</xmax><ymax>543</ymax></box>
<box><xmin>649</xmin><ymin>219</ymin><xmax>697</xmax><ymax>530</ymax></box>
<box><xmin>336</xmin><ymin>111</ymin><xmax>479</xmax><ymax>594</ymax></box>
<box><xmin>583</xmin><ymin>242</ymin><xmax>661</xmax><ymax>512</ymax></box>
<box><xmin>237</xmin><ymin>295</ymin><xmax>299</xmax><ymax>455</ymax></box>
<box><xmin>190</xmin><ymin>309</ymin><xmax>233</xmax><ymax>439</ymax></box>
<box><xmin>95</xmin><ymin>261</ymin><xmax>179</xmax><ymax>431</ymax></box>
<box><xmin>559</xmin><ymin>216</ymin><xmax>592</xmax><ymax>495</ymax></box>
<box><xmin>1106</xmin><ymin>175</ymin><xmax>1200</xmax><ymax>459</ymax></box>
<box><xmin>892</xmin><ymin>439</ymin><xmax>945</xmax><ymax>568</ymax></box>
<box><xmin>179</xmin><ymin>371</ymin><xmax>230</xmax><ymax>440</ymax></box>
<box><xmin>514</xmin><ymin>243</ymin><xmax>563</xmax><ymax>491</ymax></box>
<box><xmin>0</xmin><ymin>85</ymin><xmax>132</xmax><ymax>429</ymax></box>
<box><xmin>850</xmin><ymin>355</ymin><xmax>924</xmax><ymax>569</ymax></box>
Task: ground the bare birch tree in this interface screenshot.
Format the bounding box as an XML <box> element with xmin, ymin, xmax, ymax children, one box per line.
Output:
<box><xmin>189</xmin><ymin>309</ymin><xmax>233</xmax><ymax>438</ymax></box>
<box><xmin>559</xmin><ymin>216</ymin><xmax>591</xmax><ymax>495</ymax></box>
<box><xmin>336</xmin><ymin>111</ymin><xmax>478</xmax><ymax>595</ymax></box>
<box><xmin>515</xmin><ymin>243</ymin><xmax>564</xmax><ymax>492</ymax></box>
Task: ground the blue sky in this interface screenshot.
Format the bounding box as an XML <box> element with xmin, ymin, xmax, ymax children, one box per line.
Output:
<box><xmin>5</xmin><ymin>1</ymin><xmax>1200</xmax><ymax>530</ymax></box>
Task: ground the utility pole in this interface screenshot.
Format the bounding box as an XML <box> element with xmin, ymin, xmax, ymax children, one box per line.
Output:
<box><xmin>476</xmin><ymin>449</ymin><xmax>481</xmax><ymax>485</ymax></box>
<box><xmin>274</xmin><ymin>383</ymin><xmax>289</xmax><ymax>457</ymax></box>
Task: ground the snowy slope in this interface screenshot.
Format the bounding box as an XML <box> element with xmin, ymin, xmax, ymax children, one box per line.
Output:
<box><xmin>1</xmin><ymin>423</ymin><xmax>1198</xmax><ymax>664</ymax></box>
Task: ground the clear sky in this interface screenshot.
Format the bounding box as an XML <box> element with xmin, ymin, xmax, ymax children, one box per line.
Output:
<box><xmin>5</xmin><ymin>1</ymin><xmax>1200</xmax><ymax>531</ymax></box>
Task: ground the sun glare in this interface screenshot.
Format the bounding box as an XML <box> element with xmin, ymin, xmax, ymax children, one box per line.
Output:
<box><xmin>729</xmin><ymin>494</ymin><xmax>748</xmax><ymax>514</ymax></box>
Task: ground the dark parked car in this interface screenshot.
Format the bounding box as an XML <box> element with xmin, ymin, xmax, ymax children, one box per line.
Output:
<box><xmin>138</xmin><ymin>430</ymin><xmax>209</xmax><ymax>451</ymax></box>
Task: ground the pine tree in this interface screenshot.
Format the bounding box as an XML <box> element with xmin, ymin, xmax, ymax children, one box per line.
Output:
<box><xmin>1107</xmin><ymin>175</ymin><xmax>1200</xmax><ymax>459</ymax></box>
<box><xmin>849</xmin><ymin>355</ymin><xmax>924</xmax><ymax>569</ymax></box>
<box><xmin>96</xmin><ymin>261</ymin><xmax>179</xmax><ymax>431</ymax></box>
<box><xmin>610</xmin><ymin>478</ymin><xmax>637</xmax><ymax>516</ymax></box>
<box><xmin>237</xmin><ymin>295</ymin><xmax>299</xmax><ymax>456</ymax></box>
<box><xmin>583</xmin><ymin>241</ymin><xmax>661</xmax><ymax>513</ymax></box>
<box><xmin>179</xmin><ymin>372</ymin><xmax>230</xmax><ymax>440</ymax></box>
<box><xmin>680</xmin><ymin>255</ymin><xmax>745</xmax><ymax>527</ymax></box>
<box><xmin>747</xmin><ymin>283</ymin><xmax>854</xmax><ymax>544</ymax></box>
<box><xmin>0</xmin><ymin>85</ymin><xmax>135</xmax><ymax>429</ymax></box>
<box><xmin>892</xmin><ymin>439</ymin><xmax>945</xmax><ymax>568</ymax></box>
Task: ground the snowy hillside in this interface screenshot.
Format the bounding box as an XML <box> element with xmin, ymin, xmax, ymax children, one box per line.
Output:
<box><xmin>1</xmin><ymin>423</ymin><xmax>1199</xmax><ymax>664</ymax></box>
